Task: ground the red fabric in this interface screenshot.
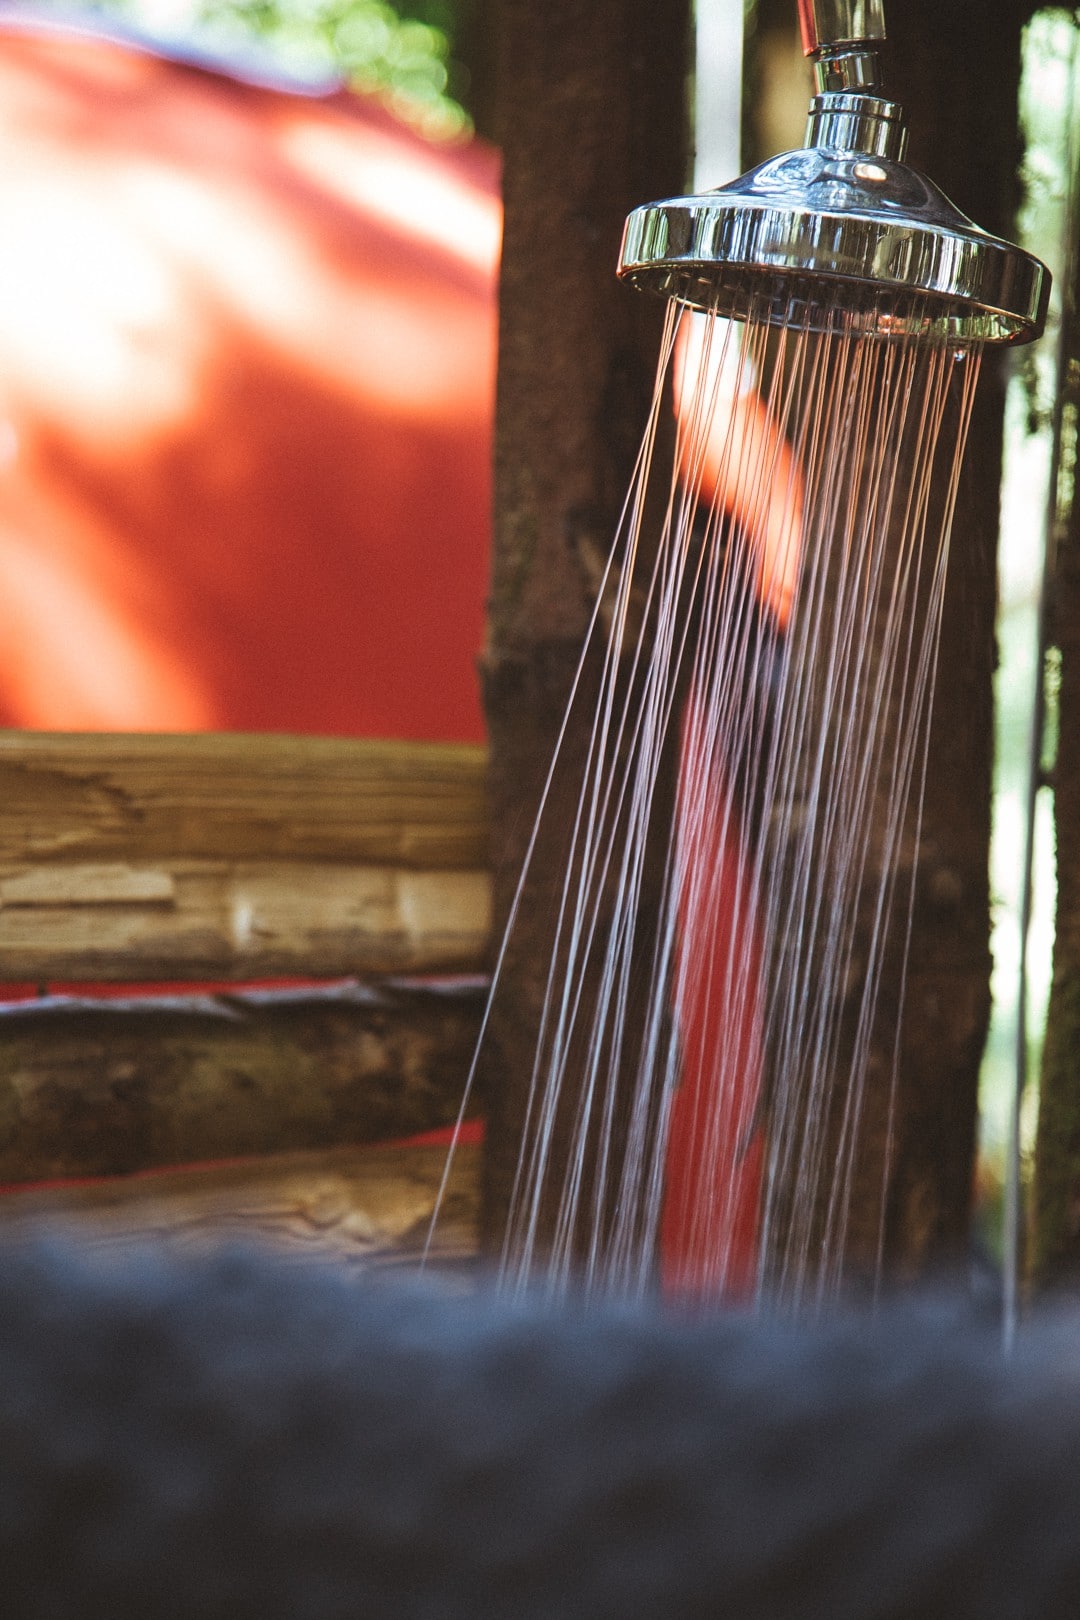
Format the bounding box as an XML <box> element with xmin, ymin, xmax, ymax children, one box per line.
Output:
<box><xmin>660</xmin><ymin>694</ymin><xmax>764</xmax><ymax>1301</ymax></box>
<box><xmin>0</xmin><ymin>25</ymin><xmax>498</xmax><ymax>742</ymax></box>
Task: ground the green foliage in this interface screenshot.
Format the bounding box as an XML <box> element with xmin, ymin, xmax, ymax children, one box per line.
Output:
<box><xmin>61</xmin><ymin>0</ymin><xmax>471</xmax><ymax>140</ymax></box>
<box><xmin>193</xmin><ymin>0</ymin><xmax>471</xmax><ymax>138</ymax></box>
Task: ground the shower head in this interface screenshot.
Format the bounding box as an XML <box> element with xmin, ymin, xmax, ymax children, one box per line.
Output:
<box><xmin>618</xmin><ymin>0</ymin><xmax>1049</xmax><ymax>345</ymax></box>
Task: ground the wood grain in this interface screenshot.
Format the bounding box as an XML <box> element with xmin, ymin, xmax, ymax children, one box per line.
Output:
<box><xmin>0</xmin><ymin>733</ymin><xmax>491</xmax><ymax>980</ymax></box>
<box><xmin>0</xmin><ymin>1136</ymin><xmax>480</xmax><ymax>1276</ymax></box>
<box><xmin>0</xmin><ymin>859</ymin><xmax>491</xmax><ymax>980</ymax></box>
<box><xmin>0</xmin><ymin>731</ymin><xmax>488</xmax><ymax>867</ymax></box>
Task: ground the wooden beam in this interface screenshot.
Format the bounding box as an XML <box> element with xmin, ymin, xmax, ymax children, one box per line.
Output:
<box><xmin>0</xmin><ymin>980</ymin><xmax>485</xmax><ymax>1184</ymax></box>
<box><xmin>0</xmin><ymin>1136</ymin><xmax>479</xmax><ymax>1274</ymax></box>
<box><xmin>0</xmin><ymin>859</ymin><xmax>490</xmax><ymax>980</ymax></box>
<box><xmin>0</xmin><ymin>733</ymin><xmax>491</xmax><ymax>980</ymax></box>
<box><xmin>0</xmin><ymin>732</ymin><xmax>488</xmax><ymax>868</ymax></box>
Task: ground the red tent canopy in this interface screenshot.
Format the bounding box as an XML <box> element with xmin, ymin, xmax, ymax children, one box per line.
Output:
<box><xmin>0</xmin><ymin>18</ymin><xmax>498</xmax><ymax>742</ymax></box>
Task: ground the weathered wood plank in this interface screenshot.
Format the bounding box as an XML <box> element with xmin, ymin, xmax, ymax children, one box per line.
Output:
<box><xmin>0</xmin><ymin>1137</ymin><xmax>480</xmax><ymax>1275</ymax></box>
<box><xmin>0</xmin><ymin>864</ymin><xmax>177</xmax><ymax>905</ymax></box>
<box><xmin>0</xmin><ymin>980</ymin><xmax>485</xmax><ymax>1184</ymax></box>
<box><xmin>0</xmin><ymin>732</ymin><xmax>488</xmax><ymax>868</ymax></box>
<box><xmin>0</xmin><ymin>859</ymin><xmax>491</xmax><ymax>980</ymax></box>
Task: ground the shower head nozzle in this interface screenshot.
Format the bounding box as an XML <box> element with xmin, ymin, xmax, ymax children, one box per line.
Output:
<box><xmin>618</xmin><ymin>4</ymin><xmax>1049</xmax><ymax>346</ymax></box>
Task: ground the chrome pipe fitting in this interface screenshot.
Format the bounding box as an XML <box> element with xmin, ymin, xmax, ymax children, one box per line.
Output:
<box><xmin>805</xmin><ymin>91</ymin><xmax>907</xmax><ymax>160</ymax></box>
<box><xmin>799</xmin><ymin>0</ymin><xmax>887</xmax><ymax>92</ymax></box>
<box><xmin>797</xmin><ymin>0</ymin><xmax>887</xmax><ymax>58</ymax></box>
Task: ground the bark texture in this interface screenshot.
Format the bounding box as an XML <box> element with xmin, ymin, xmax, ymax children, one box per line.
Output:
<box><xmin>482</xmin><ymin>0</ymin><xmax>1028</xmax><ymax>1280</ymax></box>
<box><xmin>834</xmin><ymin>2</ymin><xmax>1031</xmax><ymax>1276</ymax></box>
<box><xmin>1033</xmin><ymin>169</ymin><xmax>1080</xmax><ymax>1287</ymax></box>
<box><xmin>481</xmin><ymin>0</ymin><xmax>691</xmax><ymax>1253</ymax></box>
<box><xmin>0</xmin><ymin>981</ymin><xmax>483</xmax><ymax>1184</ymax></box>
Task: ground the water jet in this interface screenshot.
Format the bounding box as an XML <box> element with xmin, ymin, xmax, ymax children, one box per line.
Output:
<box><xmin>450</xmin><ymin>0</ymin><xmax>1050</xmax><ymax>1314</ymax></box>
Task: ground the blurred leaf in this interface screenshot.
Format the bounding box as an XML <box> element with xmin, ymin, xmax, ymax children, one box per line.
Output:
<box><xmin>52</xmin><ymin>0</ymin><xmax>473</xmax><ymax>140</ymax></box>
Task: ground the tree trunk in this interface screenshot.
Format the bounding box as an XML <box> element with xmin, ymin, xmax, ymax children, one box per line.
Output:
<box><xmin>738</xmin><ymin>7</ymin><xmax>1030</xmax><ymax>1282</ymax></box>
<box><xmin>1033</xmin><ymin>131</ymin><xmax>1080</xmax><ymax>1287</ymax></box>
<box><xmin>482</xmin><ymin>0</ymin><xmax>1029</xmax><ymax>1284</ymax></box>
<box><xmin>819</xmin><ymin>1</ymin><xmax>1030</xmax><ymax>1278</ymax></box>
<box><xmin>481</xmin><ymin>0</ymin><xmax>691</xmax><ymax>1256</ymax></box>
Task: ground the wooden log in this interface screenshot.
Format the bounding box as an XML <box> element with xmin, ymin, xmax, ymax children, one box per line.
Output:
<box><xmin>0</xmin><ymin>1136</ymin><xmax>480</xmax><ymax>1275</ymax></box>
<box><xmin>0</xmin><ymin>979</ymin><xmax>485</xmax><ymax>1184</ymax></box>
<box><xmin>0</xmin><ymin>733</ymin><xmax>491</xmax><ymax>980</ymax></box>
<box><xmin>0</xmin><ymin>732</ymin><xmax>488</xmax><ymax>868</ymax></box>
<box><xmin>0</xmin><ymin>859</ymin><xmax>491</xmax><ymax>980</ymax></box>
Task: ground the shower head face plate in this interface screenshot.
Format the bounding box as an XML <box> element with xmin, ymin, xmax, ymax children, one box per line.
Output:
<box><xmin>618</xmin><ymin>147</ymin><xmax>1050</xmax><ymax>345</ymax></box>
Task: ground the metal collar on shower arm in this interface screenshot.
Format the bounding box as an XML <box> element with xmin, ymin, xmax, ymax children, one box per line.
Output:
<box><xmin>798</xmin><ymin>0</ymin><xmax>901</xmax><ymax>154</ymax></box>
<box><xmin>617</xmin><ymin>0</ymin><xmax>1050</xmax><ymax>345</ymax></box>
<box><xmin>799</xmin><ymin>0</ymin><xmax>886</xmax><ymax>91</ymax></box>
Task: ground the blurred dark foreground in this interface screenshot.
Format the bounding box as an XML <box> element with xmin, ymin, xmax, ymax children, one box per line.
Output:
<box><xmin>1</xmin><ymin>1231</ymin><xmax>1078</xmax><ymax>1619</ymax></box>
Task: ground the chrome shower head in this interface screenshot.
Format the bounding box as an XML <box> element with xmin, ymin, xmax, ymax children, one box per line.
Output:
<box><xmin>618</xmin><ymin>0</ymin><xmax>1049</xmax><ymax>345</ymax></box>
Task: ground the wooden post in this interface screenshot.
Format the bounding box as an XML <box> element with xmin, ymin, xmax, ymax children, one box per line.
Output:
<box><xmin>481</xmin><ymin>0</ymin><xmax>691</xmax><ymax>1255</ymax></box>
<box><xmin>863</xmin><ymin>0</ymin><xmax>1034</xmax><ymax>1273</ymax></box>
<box><xmin>1033</xmin><ymin>101</ymin><xmax>1080</xmax><ymax>1286</ymax></box>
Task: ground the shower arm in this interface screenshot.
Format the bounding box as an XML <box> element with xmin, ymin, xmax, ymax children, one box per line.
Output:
<box><xmin>797</xmin><ymin>0</ymin><xmax>906</xmax><ymax>161</ymax></box>
<box><xmin>798</xmin><ymin>0</ymin><xmax>886</xmax><ymax>91</ymax></box>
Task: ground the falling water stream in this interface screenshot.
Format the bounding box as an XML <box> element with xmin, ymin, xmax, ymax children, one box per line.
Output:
<box><xmin>433</xmin><ymin>292</ymin><xmax>983</xmax><ymax>1311</ymax></box>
